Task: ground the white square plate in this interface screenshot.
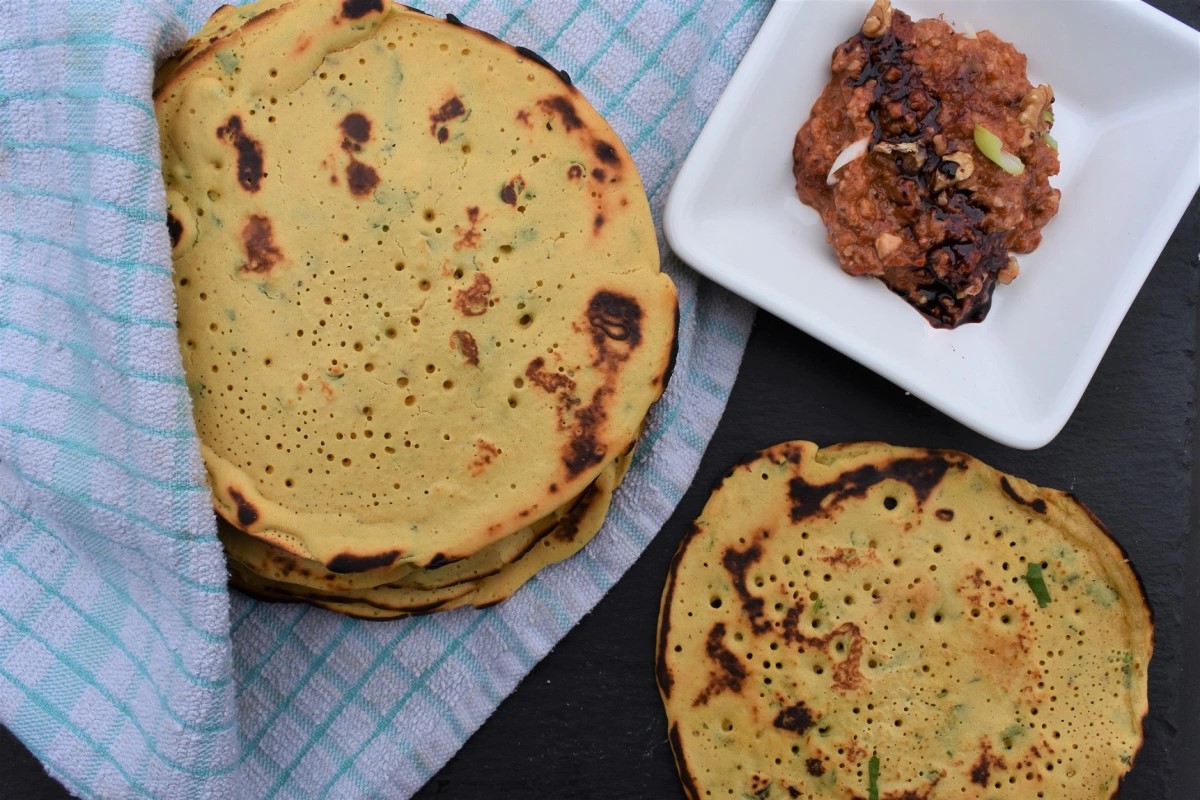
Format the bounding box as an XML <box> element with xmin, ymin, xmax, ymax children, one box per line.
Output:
<box><xmin>664</xmin><ymin>0</ymin><xmax>1199</xmax><ymax>449</ymax></box>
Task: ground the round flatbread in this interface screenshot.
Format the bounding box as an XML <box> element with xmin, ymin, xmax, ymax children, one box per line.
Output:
<box><xmin>157</xmin><ymin>0</ymin><xmax>675</xmax><ymax>573</ymax></box>
<box><xmin>220</xmin><ymin>520</ymin><xmax>416</xmax><ymax>590</ymax></box>
<box><xmin>230</xmin><ymin>448</ymin><xmax>631</xmax><ymax>616</ymax></box>
<box><xmin>228</xmin><ymin>558</ymin><xmax>480</xmax><ymax>614</ymax></box>
<box><xmin>440</xmin><ymin>444</ymin><xmax>633</xmax><ymax>609</ymax></box>
<box><xmin>658</xmin><ymin>441</ymin><xmax>1152</xmax><ymax>800</ymax></box>
<box><xmin>218</xmin><ymin>495</ymin><xmax>559</xmax><ymax>593</ymax></box>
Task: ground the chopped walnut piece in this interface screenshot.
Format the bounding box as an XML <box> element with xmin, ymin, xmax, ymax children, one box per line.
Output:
<box><xmin>875</xmin><ymin>232</ymin><xmax>903</xmax><ymax>260</ymax></box>
<box><xmin>874</xmin><ymin>140</ymin><xmax>927</xmax><ymax>171</ymax></box>
<box><xmin>862</xmin><ymin>0</ymin><xmax>893</xmax><ymax>38</ymax></box>
<box><xmin>998</xmin><ymin>255</ymin><xmax>1020</xmax><ymax>284</ymax></box>
<box><xmin>1017</xmin><ymin>84</ymin><xmax>1055</xmax><ymax>147</ymax></box>
<box><xmin>933</xmin><ymin>151</ymin><xmax>974</xmax><ymax>192</ymax></box>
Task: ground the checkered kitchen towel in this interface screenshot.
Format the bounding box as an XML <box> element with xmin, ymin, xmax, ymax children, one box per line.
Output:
<box><xmin>0</xmin><ymin>0</ymin><xmax>768</xmax><ymax>797</ymax></box>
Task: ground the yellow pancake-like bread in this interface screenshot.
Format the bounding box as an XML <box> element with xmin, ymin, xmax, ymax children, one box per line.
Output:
<box><xmin>157</xmin><ymin>0</ymin><xmax>676</xmax><ymax>576</ymax></box>
<box><xmin>228</xmin><ymin>558</ymin><xmax>480</xmax><ymax>614</ymax></box>
<box><xmin>218</xmin><ymin>500</ymin><xmax>555</xmax><ymax>592</ymax></box>
<box><xmin>229</xmin><ymin>449</ymin><xmax>630</xmax><ymax>615</ymax></box>
<box><xmin>658</xmin><ymin>441</ymin><xmax>1152</xmax><ymax>800</ymax></box>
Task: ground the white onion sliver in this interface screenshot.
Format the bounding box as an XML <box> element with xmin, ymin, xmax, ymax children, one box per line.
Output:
<box><xmin>960</xmin><ymin>22</ymin><xmax>977</xmax><ymax>39</ymax></box>
<box><xmin>826</xmin><ymin>136</ymin><xmax>870</xmax><ymax>185</ymax></box>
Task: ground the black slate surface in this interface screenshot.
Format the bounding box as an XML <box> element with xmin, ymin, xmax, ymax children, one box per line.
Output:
<box><xmin>3</xmin><ymin>1</ymin><xmax>1197</xmax><ymax>797</ymax></box>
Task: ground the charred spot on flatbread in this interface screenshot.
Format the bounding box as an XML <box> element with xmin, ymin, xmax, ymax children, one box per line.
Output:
<box><xmin>215</xmin><ymin>115</ymin><xmax>265</xmax><ymax>192</ymax></box>
<box><xmin>970</xmin><ymin>738</ymin><xmax>1007</xmax><ymax>787</ymax></box>
<box><xmin>454</xmin><ymin>272</ymin><xmax>492</xmax><ymax>316</ymax></box>
<box><xmin>430</xmin><ymin>95</ymin><xmax>466</xmax><ymax>142</ymax></box>
<box><xmin>772</xmin><ymin>702</ymin><xmax>816</xmax><ymax>735</ymax></box>
<box><xmin>593</xmin><ymin>140</ymin><xmax>619</xmax><ymax>165</ymax></box>
<box><xmin>424</xmin><ymin>552</ymin><xmax>457</xmax><ymax>569</ymax></box>
<box><xmin>499</xmin><ymin>175</ymin><xmax>524</xmax><ymax>205</ymax></box>
<box><xmin>451</xmin><ymin>330</ymin><xmax>479</xmax><ymax>365</ymax></box>
<box><xmin>667</xmin><ymin>724</ymin><xmax>702</xmax><ymax>800</ymax></box>
<box><xmin>721</xmin><ymin>540</ymin><xmax>771</xmax><ymax>634</ymax></box>
<box><xmin>167</xmin><ymin>213</ymin><xmax>183</xmax><ymax>248</ymax></box>
<box><xmin>453</xmin><ymin>206</ymin><xmax>483</xmax><ymax>250</ymax></box>
<box><xmin>787</xmin><ymin>453</ymin><xmax>956</xmax><ymax>522</ymax></box>
<box><xmin>227</xmin><ymin>487</ymin><xmax>259</xmax><ymax>528</ymax></box>
<box><xmin>335</xmin><ymin>112</ymin><xmax>380</xmax><ymax>195</ymax></box>
<box><xmin>525</xmin><ymin>357</ymin><xmax>574</xmax><ymax>394</ymax></box>
<box><xmin>538</xmin><ymin>96</ymin><xmax>584</xmax><ymax>132</ymax></box>
<box><xmin>345</xmin><ymin>160</ymin><xmax>379</xmax><ymax>196</ymax></box>
<box><xmin>340</xmin><ymin>111</ymin><xmax>371</xmax><ymax>149</ymax></box>
<box><xmin>694</xmin><ymin>622</ymin><xmax>745</xmax><ymax>706</ymax></box>
<box><xmin>563</xmin><ymin>388</ymin><xmax>607</xmax><ymax>477</ymax></box>
<box><xmin>326</xmin><ymin>549</ymin><xmax>402</xmax><ymax>574</ymax></box>
<box><xmin>341</xmin><ymin>0</ymin><xmax>383</xmax><ymax>20</ymax></box>
<box><xmin>241</xmin><ymin>214</ymin><xmax>283</xmax><ymax>274</ymax></box>
<box><xmin>587</xmin><ymin>290</ymin><xmax>643</xmax><ymax>356</ymax></box>
<box><xmin>1000</xmin><ymin>475</ymin><xmax>1048</xmax><ymax>513</ymax></box>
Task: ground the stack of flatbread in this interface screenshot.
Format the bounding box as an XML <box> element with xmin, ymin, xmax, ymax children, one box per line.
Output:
<box><xmin>156</xmin><ymin>0</ymin><xmax>677</xmax><ymax>618</ymax></box>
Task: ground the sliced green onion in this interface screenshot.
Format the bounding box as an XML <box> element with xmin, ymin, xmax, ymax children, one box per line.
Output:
<box><xmin>1025</xmin><ymin>562</ymin><xmax>1051</xmax><ymax>608</ymax></box>
<box><xmin>1000</xmin><ymin>723</ymin><xmax>1026</xmax><ymax>749</ymax></box>
<box><xmin>974</xmin><ymin>124</ymin><xmax>1025</xmax><ymax>175</ymax></box>
<box><xmin>1043</xmin><ymin>133</ymin><xmax>1058</xmax><ymax>151</ymax></box>
<box><xmin>868</xmin><ymin>754</ymin><xmax>880</xmax><ymax>800</ymax></box>
<box><xmin>1043</xmin><ymin>109</ymin><xmax>1055</xmax><ymax>124</ymax></box>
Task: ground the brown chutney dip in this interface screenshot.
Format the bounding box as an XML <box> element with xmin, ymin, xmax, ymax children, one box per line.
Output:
<box><xmin>792</xmin><ymin>0</ymin><xmax>1060</xmax><ymax>328</ymax></box>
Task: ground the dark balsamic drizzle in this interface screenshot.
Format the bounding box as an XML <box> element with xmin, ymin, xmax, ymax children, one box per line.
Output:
<box><xmin>847</xmin><ymin>21</ymin><xmax>1007</xmax><ymax>328</ymax></box>
<box><xmin>851</xmin><ymin>29</ymin><xmax>941</xmax><ymax>148</ymax></box>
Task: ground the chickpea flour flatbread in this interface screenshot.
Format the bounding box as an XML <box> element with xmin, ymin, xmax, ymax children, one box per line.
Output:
<box><xmin>218</xmin><ymin>498</ymin><xmax>555</xmax><ymax>592</ymax></box>
<box><xmin>156</xmin><ymin>0</ymin><xmax>676</xmax><ymax>576</ymax></box>
<box><xmin>230</xmin><ymin>449</ymin><xmax>630</xmax><ymax>617</ymax></box>
<box><xmin>220</xmin><ymin>445</ymin><xmax>628</xmax><ymax>594</ymax></box>
<box><xmin>220</xmin><ymin>433</ymin><xmax>641</xmax><ymax>601</ymax></box>
<box><xmin>444</xmin><ymin>443</ymin><xmax>634</xmax><ymax>609</ymax></box>
<box><xmin>658</xmin><ymin>442</ymin><xmax>1151</xmax><ymax>800</ymax></box>
<box><xmin>228</xmin><ymin>559</ymin><xmax>482</xmax><ymax>615</ymax></box>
